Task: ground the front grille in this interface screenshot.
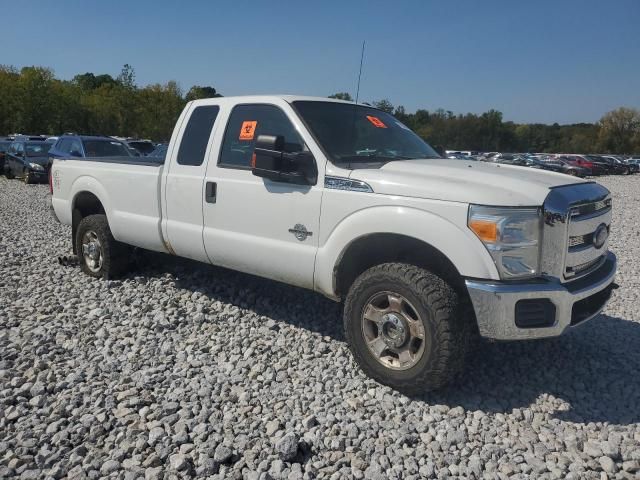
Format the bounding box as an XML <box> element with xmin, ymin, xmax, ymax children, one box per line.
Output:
<box><xmin>564</xmin><ymin>197</ymin><xmax>612</xmax><ymax>280</ymax></box>
<box><xmin>568</xmin><ymin>233</ymin><xmax>591</xmax><ymax>248</ymax></box>
<box><xmin>566</xmin><ymin>255</ymin><xmax>605</xmax><ymax>276</ymax></box>
<box><xmin>570</xmin><ymin>198</ymin><xmax>611</xmax><ymax>217</ymax></box>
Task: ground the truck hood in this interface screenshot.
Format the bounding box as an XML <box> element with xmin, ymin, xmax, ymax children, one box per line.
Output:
<box><xmin>350</xmin><ymin>159</ymin><xmax>585</xmax><ymax>206</ymax></box>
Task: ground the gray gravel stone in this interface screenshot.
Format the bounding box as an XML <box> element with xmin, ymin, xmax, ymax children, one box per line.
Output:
<box><xmin>276</xmin><ymin>433</ymin><xmax>299</xmax><ymax>461</ymax></box>
<box><xmin>1</xmin><ymin>177</ymin><xmax>639</xmax><ymax>478</ymax></box>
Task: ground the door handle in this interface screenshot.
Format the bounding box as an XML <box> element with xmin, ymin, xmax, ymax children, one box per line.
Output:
<box><xmin>205</xmin><ymin>181</ymin><xmax>217</xmax><ymax>203</ymax></box>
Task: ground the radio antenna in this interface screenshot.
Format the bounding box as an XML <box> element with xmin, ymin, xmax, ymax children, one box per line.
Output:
<box><xmin>355</xmin><ymin>41</ymin><xmax>365</xmax><ymax>104</ymax></box>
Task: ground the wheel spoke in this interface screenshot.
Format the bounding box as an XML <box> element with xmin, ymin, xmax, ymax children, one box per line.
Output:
<box><xmin>367</xmin><ymin>337</ymin><xmax>387</xmax><ymax>358</ymax></box>
<box><xmin>406</xmin><ymin>319</ymin><xmax>425</xmax><ymax>339</ymax></box>
<box><xmin>363</xmin><ymin>304</ymin><xmax>385</xmax><ymax>326</ymax></box>
<box><xmin>82</xmin><ymin>244</ymin><xmax>90</xmax><ymax>255</ymax></box>
<box><xmin>387</xmin><ymin>294</ymin><xmax>403</xmax><ymax>312</ymax></box>
<box><xmin>398</xmin><ymin>349</ymin><xmax>413</xmax><ymax>366</ymax></box>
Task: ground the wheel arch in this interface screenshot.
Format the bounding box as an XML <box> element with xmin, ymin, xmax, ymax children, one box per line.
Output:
<box><xmin>314</xmin><ymin>205</ymin><xmax>499</xmax><ymax>299</ymax></box>
<box><xmin>71</xmin><ymin>189</ymin><xmax>108</xmax><ymax>252</ymax></box>
<box><xmin>333</xmin><ymin>233</ymin><xmax>467</xmax><ymax>298</ymax></box>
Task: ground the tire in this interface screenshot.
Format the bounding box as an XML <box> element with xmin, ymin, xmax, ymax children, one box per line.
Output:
<box><xmin>5</xmin><ymin>167</ymin><xmax>14</xmax><ymax>179</ymax></box>
<box><xmin>23</xmin><ymin>170</ymin><xmax>32</xmax><ymax>184</ymax></box>
<box><xmin>343</xmin><ymin>263</ymin><xmax>469</xmax><ymax>394</ymax></box>
<box><xmin>75</xmin><ymin>214</ymin><xmax>130</xmax><ymax>279</ymax></box>
<box><xmin>567</xmin><ymin>169</ymin><xmax>577</xmax><ymax>176</ymax></box>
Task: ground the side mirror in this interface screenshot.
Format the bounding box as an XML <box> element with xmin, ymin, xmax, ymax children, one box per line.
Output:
<box><xmin>70</xmin><ymin>150</ymin><xmax>82</xmax><ymax>158</ymax></box>
<box><xmin>251</xmin><ymin>135</ymin><xmax>317</xmax><ymax>186</ymax></box>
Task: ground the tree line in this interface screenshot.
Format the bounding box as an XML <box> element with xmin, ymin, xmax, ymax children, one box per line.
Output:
<box><xmin>0</xmin><ymin>65</ymin><xmax>637</xmax><ymax>153</ymax></box>
<box><xmin>0</xmin><ymin>64</ymin><xmax>220</xmax><ymax>142</ymax></box>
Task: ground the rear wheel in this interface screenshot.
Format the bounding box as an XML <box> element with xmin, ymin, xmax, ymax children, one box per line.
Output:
<box><xmin>567</xmin><ymin>169</ymin><xmax>578</xmax><ymax>176</ymax></box>
<box><xmin>343</xmin><ymin>263</ymin><xmax>469</xmax><ymax>394</ymax></box>
<box><xmin>75</xmin><ymin>214</ymin><xmax>130</xmax><ymax>279</ymax></box>
<box><xmin>5</xmin><ymin>166</ymin><xmax>14</xmax><ymax>179</ymax></box>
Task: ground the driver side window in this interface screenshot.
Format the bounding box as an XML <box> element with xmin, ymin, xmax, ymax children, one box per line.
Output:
<box><xmin>218</xmin><ymin>104</ymin><xmax>305</xmax><ymax>169</ymax></box>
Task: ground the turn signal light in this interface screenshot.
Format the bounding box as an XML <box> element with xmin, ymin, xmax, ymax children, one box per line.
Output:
<box><xmin>469</xmin><ymin>220</ymin><xmax>498</xmax><ymax>243</ymax></box>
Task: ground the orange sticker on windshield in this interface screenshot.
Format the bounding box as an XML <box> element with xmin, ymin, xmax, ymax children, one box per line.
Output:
<box><xmin>239</xmin><ymin>121</ymin><xmax>258</xmax><ymax>140</ymax></box>
<box><xmin>366</xmin><ymin>115</ymin><xmax>387</xmax><ymax>128</ymax></box>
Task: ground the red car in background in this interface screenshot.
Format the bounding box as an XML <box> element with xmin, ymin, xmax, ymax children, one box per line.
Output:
<box><xmin>557</xmin><ymin>155</ymin><xmax>607</xmax><ymax>175</ymax></box>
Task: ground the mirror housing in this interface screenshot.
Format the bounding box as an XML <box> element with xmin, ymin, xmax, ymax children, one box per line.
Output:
<box><xmin>251</xmin><ymin>135</ymin><xmax>317</xmax><ymax>185</ymax></box>
<box><xmin>70</xmin><ymin>150</ymin><xmax>82</xmax><ymax>158</ymax></box>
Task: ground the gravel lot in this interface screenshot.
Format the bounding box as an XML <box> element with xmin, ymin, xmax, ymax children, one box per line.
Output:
<box><xmin>1</xmin><ymin>175</ymin><xmax>639</xmax><ymax>480</ymax></box>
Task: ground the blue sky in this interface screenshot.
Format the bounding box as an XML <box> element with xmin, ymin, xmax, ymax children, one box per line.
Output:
<box><xmin>3</xmin><ymin>0</ymin><xmax>638</xmax><ymax>124</ymax></box>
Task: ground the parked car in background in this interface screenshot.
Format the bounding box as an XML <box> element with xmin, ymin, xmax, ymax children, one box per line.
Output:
<box><xmin>592</xmin><ymin>155</ymin><xmax>631</xmax><ymax>175</ymax></box>
<box><xmin>45</xmin><ymin>136</ymin><xmax>59</xmax><ymax>145</ymax></box>
<box><xmin>126</xmin><ymin>139</ymin><xmax>156</xmax><ymax>156</ymax></box>
<box><xmin>558</xmin><ymin>155</ymin><xmax>605</xmax><ymax>175</ymax></box>
<box><xmin>48</xmin><ymin>135</ymin><xmax>132</xmax><ymax>171</ymax></box>
<box><xmin>13</xmin><ymin>135</ymin><xmax>47</xmax><ymax>142</ymax></box>
<box><xmin>3</xmin><ymin>140</ymin><xmax>50</xmax><ymax>183</ymax></box>
<box><xmin>0</xmin><ymin>139</ymin><xmax>12</xmax><ymax>174</ymax></box>
<box><xmin>600</xmin><ymin>155</ymin><xmax>635</xmax><ymax>174</ymax></box>
<box><xmin>491</xmin><ymin>153</ymin><xmax>526</xmax><ymax>165</ymax></box>
<box><xmin>533</xmin><ymin>157</ymin><xmax>590</xmax><ymax>177</ymax></box>
<box><xmin>148</xmin><ymin>143</ymin><xmax>168</xmax><ymax>160</ymax></box>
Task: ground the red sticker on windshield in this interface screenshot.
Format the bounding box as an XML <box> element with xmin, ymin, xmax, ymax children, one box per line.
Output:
<box><xmin>239</xmin><ymin>121</ymin><xmax>258</xmax><ymax>140</ymax></box>
<box><xmin>366</xmin><ymin>115</ymin><xmax>387</xmax><ymax>128</ymax></box>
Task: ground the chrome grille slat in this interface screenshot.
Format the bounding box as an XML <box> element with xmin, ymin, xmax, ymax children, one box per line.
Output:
<box><xmin>568</xmin><ymin>233</ymin><xmax>591</xmax><ymax>248</ymax></box>
<box><xmin>570</xmin><ymin>198</ymin><xmax>612</xmax><ymax>217</ymax></box>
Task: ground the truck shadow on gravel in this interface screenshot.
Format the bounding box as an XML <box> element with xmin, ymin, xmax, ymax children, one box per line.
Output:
<box><xmin>137</xmin><ymin>253</ymin><xmax>639</xmax><ymax>426</ymax></box>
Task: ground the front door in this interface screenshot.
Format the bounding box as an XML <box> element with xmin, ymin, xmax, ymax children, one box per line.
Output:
<box><xmin>202</xmin><ymin>102</ymin><xmax>323</xmax><ymax>289</ymax></box>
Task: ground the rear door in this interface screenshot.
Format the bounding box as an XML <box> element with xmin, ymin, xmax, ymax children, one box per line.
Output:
<box><xmin>201</xmin><ymin>101</ymin><xmax>324</xmax><ymax>289</ymax></box>
<box><xmin>163</xmin><ymin>103</ymin><xmax>221</xmax><ymax>263</ymax></box>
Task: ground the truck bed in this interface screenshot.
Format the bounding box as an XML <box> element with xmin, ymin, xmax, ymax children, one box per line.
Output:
<box><xmin>51</xmin><ymin>157</ymin><xmax>168</xmax><ymax>253</ymax></box>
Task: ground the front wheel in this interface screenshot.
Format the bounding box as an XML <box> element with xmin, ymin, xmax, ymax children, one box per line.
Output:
<box><xmin>75</xmin><ymin>214</ymin><xmax>130</xmax><ymax>279</ymax></box>
<box><xmin>23</xmin><ymin>170</ymin><xmax>32</xmax><ymax>184</ymax></box>
<box><xmin>343</xmin><ymin>263</ymin><xmax>469</xmax><ymax>394</ymax></box>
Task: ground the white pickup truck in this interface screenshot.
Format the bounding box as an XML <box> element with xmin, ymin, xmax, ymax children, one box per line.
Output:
<box><xmin>51</xmin><ymin>95</ymin><xmax>617</xmax><ymax>392</ymax></box>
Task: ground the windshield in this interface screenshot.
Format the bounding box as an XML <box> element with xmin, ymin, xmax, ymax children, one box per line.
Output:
<box><xmin>25</xmin><ymin>143</ymin><xmax>49</xmax><ymax>157</ymax></box>
<box><xmin>82</xmin><ymin>140</ymin><xmax>130</xmax><ymax>157</ymax></box>
<box><xmin>292</xmin><ymin>101</ymin><xmax>440</xmax><ymax>165</ymax></box>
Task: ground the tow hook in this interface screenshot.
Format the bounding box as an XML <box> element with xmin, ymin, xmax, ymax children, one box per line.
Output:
<box><xmin>58</xmin><ymin>255</ymin><xmax>79</xmax><ymax>267</ymax></box>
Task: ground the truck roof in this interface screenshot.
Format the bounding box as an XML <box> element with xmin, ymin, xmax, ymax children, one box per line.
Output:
<box><xmin>188</xmin><ymin>95</ymin><xmax>361</xmax><ymax>107</ymax></box>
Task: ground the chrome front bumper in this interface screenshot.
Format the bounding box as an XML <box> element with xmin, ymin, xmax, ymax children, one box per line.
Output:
<box><xmin>466</xmin><ymin>251</ymin><xmax>617</xmax><ymax>340</ymax></box>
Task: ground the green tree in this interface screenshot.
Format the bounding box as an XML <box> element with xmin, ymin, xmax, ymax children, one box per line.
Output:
<box><xmin>328</xmin><ymin>92</ymin><xmax>353</xmax><ymax>101</ymax></box>
<box><xmin>598</xmin><ymin>107</ymin><xmax>640</xmax><ymax>153</ymax></box>
<box><xmin>185</xmin><ymin>86</ymin><xmax>221</xmax><ymax>102</ymax></box>
<box><xmin>372</xmin><ymin>99</ymin><xmax>394</xmax><ymax>113</ymax></box>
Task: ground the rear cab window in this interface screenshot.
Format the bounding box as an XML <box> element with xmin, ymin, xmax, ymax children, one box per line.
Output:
<box><xmin>218</xmin><ymin>104</ymin><xmax>305</xmax><ymax>169</ymax></box>
<box><xmin>177</xmin><ymin>105</ymin><xmax>220</xmax><ymax>166</ymax></box>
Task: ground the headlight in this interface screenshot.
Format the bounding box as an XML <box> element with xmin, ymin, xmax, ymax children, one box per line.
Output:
<box><xmin>29</xmin><ymin>163</ymin><xmax>44</xmax><ymax>171</ymax></box>
<box><xmin>468</xmin><ymin>205</ymin><xmax>542</xmax><ymax>279</ymax></box>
